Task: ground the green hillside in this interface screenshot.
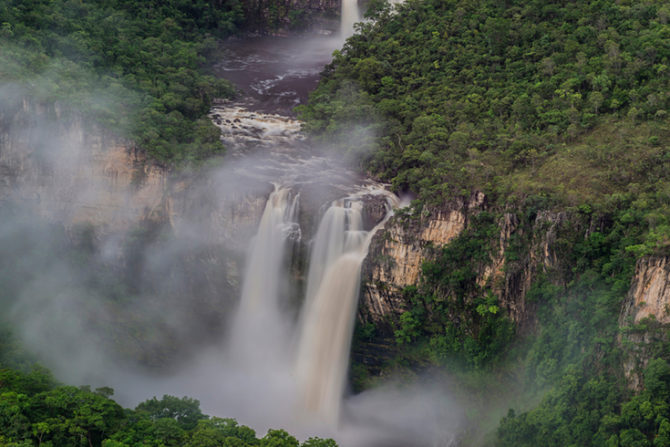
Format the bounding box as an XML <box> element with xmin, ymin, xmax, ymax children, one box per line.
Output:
<box><xmin>300</xmin><ymin>1</ymin><xmax>670</xmax><ymax>445</ymax></box>
<box><xmin>0</xmin><ymin>0</ymin><xmax>242</xmax><ymax>164</ymax></box>
<box><xmin>299</xmin><ymin>0</ymin><xmax>670</xmax><ymax>253</ymax></box>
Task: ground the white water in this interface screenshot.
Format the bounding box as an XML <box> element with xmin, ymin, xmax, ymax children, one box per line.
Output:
<box><xmin>228</xmin><ymin>185</ymin><xmax>300</xmax><ymax>365</ymax></box>
<box><xmin>228</xmin><ymin>186</ymin><xmax>396</xmax><ymax>427</ymax></box>
<box><xmin>295</xmin><ymin>195</ymin><xmax>393</xmax><ymax>424</ymax></box>
<box><xmin>341</xmin><ymin>0</ymin><xmax>361</xmax><ymax>38</ymax></box>
<box><xmin>302</xmin><ymin>200</ymin><xmax>364</xmax><ymax>309</ymax></box>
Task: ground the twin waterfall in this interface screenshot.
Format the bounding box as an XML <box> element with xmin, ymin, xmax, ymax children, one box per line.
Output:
<box><xmin>231</xmin><ymin>186</ymin><xmax>393</xmax><ymax>425</ymax></box>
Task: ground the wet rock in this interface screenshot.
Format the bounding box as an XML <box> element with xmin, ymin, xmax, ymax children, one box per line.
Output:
<box><xmin>360</xmin><ymin>194</ymin><xmax>390</xmax><ymax>230</ymax></box>
<box><xmin>359</xmin><ymin>193</ymin><xmax>566</xmax><ymax>334</ymax></box>
<box><xmin>619</xmin><ymin>256</ymin><xmax>670</xmax><ymax>390</ymax></box>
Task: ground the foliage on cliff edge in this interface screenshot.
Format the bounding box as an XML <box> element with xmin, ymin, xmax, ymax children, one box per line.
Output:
<box><xmin>0</xmin><ymin>0</ymin><xmax>243</xmax><ymax>164</ymax></box>
<box><xmin>299</xmin><ymin>0</ymin><xmax>670</xmax><ymax>251</ymax></box>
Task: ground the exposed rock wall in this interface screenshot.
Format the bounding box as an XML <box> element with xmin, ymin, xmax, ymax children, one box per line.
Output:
<box><xmin>242</xmin><ymin>0</ymin><xmax>340</xmax><ymax>33</ymax></box>
<box><xmin>359</xmin><ymin>193</ymin><xmax>481</xmax><ymax>332</ymax></box>
<box><xmin>0</xmin><ymin>100</ymin><xmax>169</xmax><ymax>230</ymax></box>
<box><xmin>488</xmin><ymin>210</ymin><xmax>566</xmax><ymax>327</ymax></box>
<box><xmin>621</xmin><ymin>257</ymin><xmax>670</xmax><ymax>325</ymax></box>
<box><xmin>359</xmin><ymin>193</ymin><xmax>566</xmax><ymax>335</ymax></box>
<box><xmin>0</xmin><ymin>99</ymin><xmax>275</xmax><ymax>249</ymax></box>
<box><xmin>619</xmin><ymin>256</ymin><xmax>670</xmax><ymax>390</ymax></box>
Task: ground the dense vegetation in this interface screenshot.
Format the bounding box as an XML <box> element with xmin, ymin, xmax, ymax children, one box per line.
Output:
<box><xmin>0</xmin><ymin>366</ymin><xmax>337</xmax><ymax>447</ymax></box>
<box><xmin>0</xmin><ymin>0</ymin><xmax>242</xmax><ymax>163</ymax></box>
<box><xmin>2</xmin><ymin>0</ymin><xmax>670</xmax><ymax>445</ymax></box>
<box><xmin>300</xmin><ymin>0</ymin><xmax>670</xmax><ymax>444</ymax></box>
<box><xmin>488</xmin><ymin>203</ymin><xmax>652</xmax><ymax>446</ymax></box>
<box><xmin>392</xmin><ymin>211</ymin><xmax>515</xmax><ymax>371</ymax></box>
<box><xmin>298</xmin><ymin>0</ymin><xmax>670</xmax><ymax>248</ymax></box>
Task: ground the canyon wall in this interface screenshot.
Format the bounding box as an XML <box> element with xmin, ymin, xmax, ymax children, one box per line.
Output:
<box><xmin>241</xmin><ymin>0</ymin><xmax>341</xmax><ymax>33</ymax></box>
<box><xmin>359</xmin><ymin>193</ymin><xmax>566</xmax><ymax>336</ymax></box>
<box><xmin>619</xmin><ymin>256</ymin><xmax>670</xmax><ymax>390</ymax></box>
<box><xmin>621</xmin><ymin>257</ymin><xmax>670</xmax><ymax>326</ymax></box>
<box><xmin>0</xmin><ymin>102</ymin><xmax>168</xmax><ymax>230</ymax></box>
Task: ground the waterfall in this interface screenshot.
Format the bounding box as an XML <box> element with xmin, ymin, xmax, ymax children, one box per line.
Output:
<box><xmin>340</xmin><ymin>0</ymin><xmax>360</xmax><ymax>38</ymax></box>
<box><xmin>227</xmin><ymin>186</ymin><xmax>396</xmax><ymax>427</ymax></box>
<box><xmin>295</xmin><ymin>194</ymin><xmax>393</xmax><ymax>424</ymax></box>
<box><xmin>228</xmin><ymin>185</ymin><xmax>300</xmax><ymax>364</ymax></box>
<box><xmin>302</xmin><ymin>200</ymin><xmax>364</xmax><ymax>308</ymax></box>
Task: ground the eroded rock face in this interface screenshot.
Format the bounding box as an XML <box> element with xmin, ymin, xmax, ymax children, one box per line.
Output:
<box><xmin>359</xmin><ymin>192</ymin><xmax>566</xmax><ymax>334</ymax></box>
<box><xmin>487</xmin><ymin>210</ymin><xmax>565</xmax><ymax>327</ymax></box>
<box><xmin>619</xmin><ymin>256</ymin><xmax>670</xmax><ymax>390</ymax></box>
<box><xmin>0</xmin><ymin>101</ymin><xmax>169</xmax><ymax>230</ymax></box>
<box><xmin>621</xmin><ymin>257</ymin><xmax>670</xmax><ymax>325</ymax></box>
<box><xmin>359</xmin><ymin>195</ymin><xmax>478</xmax><ymax>329</ymax></box>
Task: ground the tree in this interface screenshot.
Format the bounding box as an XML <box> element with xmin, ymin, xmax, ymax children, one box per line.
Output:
<box><xmin>185</xmin><ymin>418</ymin><xmax>258</xmax><ymax>447</ymax></box>
<box><xmin>644</xmin><ymin>359</ymin><xmax>670</xmax><ymax>398</ymax></box>
<box><xmin>260</xmin><ymin>429</ymin><xmax>299</xmax><ymax>447</ymax></box>
<box><xmin>136</xmin><ymin>395</ymin><xmax>205</xmax><ymax>430</ymax></box>
<box><xmin>301</xmin><ymin>438</ymin><xmax>337</xmax><ymax>447</ymax></box>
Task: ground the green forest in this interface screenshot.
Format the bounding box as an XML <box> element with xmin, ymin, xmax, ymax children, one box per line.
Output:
<box><xmin>299</xmin><ymin>0</ymin><xmax>670</xmax><ymax>256</ymax></box>
<box><xmin>0</xmin><ymin>366</ymin><xmax>335</xmax><ymax>447</ymax></box>
<box><xmin>2</xmin><ymin>0</ymin><xmax>670</xmax><ymax>445</ymax></box>
<box><xmin>0</xmin><ymin>0</ymin><xmax>242</xmax><ymax>163</ymax></box>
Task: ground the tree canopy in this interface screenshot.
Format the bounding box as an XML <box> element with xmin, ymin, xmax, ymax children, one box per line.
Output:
<box><xmin>0</xmin><ymin>367</ymin><xmax>338</xmax><ymax>447</ymax></box>
<box><xmin>0</xmin><ymin>0</ymin><xmax>242</xmax><ymax>164</ymax></box>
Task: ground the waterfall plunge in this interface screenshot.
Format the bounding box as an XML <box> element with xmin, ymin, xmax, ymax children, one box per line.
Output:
<box><xmin>229</xmin><ymin>188</ymin><xmax>395</xmax><ymax>429</ymax></box>
<box><xmin>228</xmin><ymin>185</ymin><xmax>300</xmax><ymax>365</ymax></box>
<box><xmin>296</xmin><ymin>196</ymin><xmax>392</xmax><ymax>424</ymax></box>
<box><xmin>340</xmin><ymin>0</ymin><xmax>360</xmax><ymax>38</ymax></box>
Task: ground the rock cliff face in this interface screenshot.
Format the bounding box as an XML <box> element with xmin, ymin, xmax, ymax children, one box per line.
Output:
<box><xmin>489</xmin><ymin>210</ymin><xmax>566</xmax><ymax>327</ymax></box>
<box><xmin>359</xmin><ymin>193</ymin><xmax>567</xmax><ymax>335</ymax></box>
<box><xmin>359</xmin><ymin>198</ymin><xmax>473</xmax><ymax>329</ymax></box>
<box><xmin>0</xmin><ymin>100</ymin><xmax>273</xmax><ymax>249</ymax></box>
<box><xmin>242</xmin><ymin>0</ymin><xmax>340</xmax><ymax>33</ymax></box>
<box><xmin>619</xmin><ymin>256</ymin><xmax>670</xmax><ymax>389</ymax></box>
<box><xmin>0</xmin><ymin>100</ymin><xmax>169</xmax><ymax>230</ymax></box>
<box><xmin>621</xmin><ymin>257</ymin><xmax>670</xmax><ymax>325</ymax></box>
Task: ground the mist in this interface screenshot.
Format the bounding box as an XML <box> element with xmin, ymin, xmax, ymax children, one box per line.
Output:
<box><xmin>0</xmin><ymin>30</ymin><xmax>467</xmax><ymax>447</ymax></box>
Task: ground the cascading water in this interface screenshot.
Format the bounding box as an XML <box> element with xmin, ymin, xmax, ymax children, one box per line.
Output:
<box><xmin>228</xmin><ymin>184</ymin><xmax>300</xmax><ymax>364</ymax></box>
<box><xmin>340</xmin><ymin>0</ymin><xmax>361</xmax><ymax>38</ymax></box>
<box><xmin>295</xmin><ymin>194</ymin><xmax>394</xmax><ymax>424</ymax></box>
<box><xmin>302</xmin><ymin>200</ymin><xmax>364</xmax><ymax>309</ymax></box>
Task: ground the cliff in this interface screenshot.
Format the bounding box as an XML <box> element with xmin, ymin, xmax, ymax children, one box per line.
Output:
<box><xmin>359</xmin><ymin>193</ymin><xmax>566</xmax><ymax>337</ymax></box>
<box><xmin>0</xmin><ymin>102</ymin><xmax>168</xmax><ymax>229</ymax></box>
<box><xmin>621</xmin><ymin>257</ymin><xmax>670</xmax><ymax>326</ymax></box>
<box><xmin>0</xmin><ymin>99</ymin><xmax>276</xmax><ymax>246</ymax></box>
<box><xmin>619</xmin><ymin>256</ymin><xmax>670</xmax><ymax>389</ymax></box>
<box><xmin>359</xmin><ymin>197</ymin><xmax>473</xmax><ymax>330</ymax></box>
<box><xmin>242</xmin><ymin>0</ymin><xmax>340</xmax><ymax>33</ymax></box>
